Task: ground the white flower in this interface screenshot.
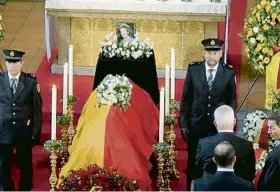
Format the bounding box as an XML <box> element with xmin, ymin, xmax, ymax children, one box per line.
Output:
<box><xmin>253</xmin><ymin>27</ymin><xmax>259</xmax><ymax>33</ymax></box>
<box><xmin>271</xmin><ymin>1</ymin><xmax>276</xmax><ymax>6</ymax></box>
<box><xmin>96</xmin><ymin>74</ymin><xmax>133</xmax><ymax>111</ymax></box>
<box><xmin>112</xmin><ymin>43</ymin><xmax>117</xmax><ymax>49</ymax></box>
<box><xmin>250</xmin><ymin>38</ymin><xmax>256</xmax><ymax>44</ymax></box>
<box><xmin>259</xmin><ymin>55</ymin><xmax>264</xmax><ymax>60</ymax></box>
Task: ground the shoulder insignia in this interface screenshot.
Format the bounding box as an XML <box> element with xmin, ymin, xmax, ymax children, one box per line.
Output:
<box><xmin>0</xmin><ymin>72</ymin><xmax>3</xmax><ymax>75</ymax></box>
<box><xmin>189</xmin><ymin>61</ymin><xmax>203</xmax><ymax>66</ymax></box>
<box><xmin>26</xmin><ymin>73</ymin><xmax>37</xmax><ymax>79</ymax></box>
<box><xmin>225</xmin><ymin>64</ymin><xmax>234</xmax><ymax>69</ymax></box>
<box><xmin>37</xmin><ymin>83</ymin><xmax>40</xmax><ymax>93</ymax></box>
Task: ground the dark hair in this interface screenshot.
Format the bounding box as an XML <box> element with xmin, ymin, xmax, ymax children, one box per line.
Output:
<box><xmin>267</xmin><ymin>111</ymin><xmax>280</xmax><ymax>126</ymax></box>
<box><xmin>214</xmin><ymin>141</ymin><xmax>235</xmax><ymax>167</ymax></box>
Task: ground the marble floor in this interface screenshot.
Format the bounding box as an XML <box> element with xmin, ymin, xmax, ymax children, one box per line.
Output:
<box><xmin>0</xmin><ymin>1</ymin><xmax>45</xmax><ymax>73</ymax></box>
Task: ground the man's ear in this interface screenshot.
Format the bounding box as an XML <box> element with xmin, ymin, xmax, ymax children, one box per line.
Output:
<box><xmin>212</xmin><ymin>157</ymin><xmax>217</xmax><ymax>164</ymax></box>
<box><xmin>214</xmin><ymin>120</ymin><xmax>217</xmax><ymax>128</ymax></box>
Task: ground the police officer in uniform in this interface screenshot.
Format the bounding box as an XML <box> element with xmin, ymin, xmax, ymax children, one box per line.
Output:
<box><xmin>0</xmin><ymin>50</ymin><xmax>42</xmax><ymax>191</ymax></box>
<box><xmin>179</xmin><ymin>38</ymin><xmax>236</xmax><ymax>190</ymax></box>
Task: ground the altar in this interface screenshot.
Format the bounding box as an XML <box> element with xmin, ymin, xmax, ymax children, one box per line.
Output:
<box><xmin>45</xmin><ymin>0</ymin><xmax>229</xmax><ymax>78</ymax></box>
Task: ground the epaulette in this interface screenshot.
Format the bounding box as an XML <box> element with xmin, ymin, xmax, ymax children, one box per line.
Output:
<box><xmin>189</xmin><ymin>61</ymin><xmax>203</xmax><ymax>67</ymax></box>
<box><xmin>225</xmin><ymin>64</ymin><xmax>234</xmax><ymax>69</ymax></box>
<box><xmin>0</xmin><ymin>72</ymin><xmax>4</xmax><ymax>76</ymax></box>
<box><xmin>26</xmin><ymin>73</ymin><xmax>37</xmax><ymax>79</ymax></box>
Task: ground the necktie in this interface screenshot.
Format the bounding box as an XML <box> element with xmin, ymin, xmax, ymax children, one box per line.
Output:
<box><xmin>207</xmin><ymin>69</ymin><xmax>214</xmax><ymax>90</ymax></box>
<box><xmin>11</xmin><ymin>78</ymin><xmax>17</xmax><ymax>95</ymax></box>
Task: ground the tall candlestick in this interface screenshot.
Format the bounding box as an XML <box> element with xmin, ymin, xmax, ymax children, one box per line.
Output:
<box><xmin>51</xmin><ymin>85</ymin><xmax>57</xmax><ymax>140</ymax></box>
<box><xmin>68</xmin><ymin>45</ymin><xmax>73</xmax><ymax>96</ymax></box>
<box><xmin>63</xmin><ymin>62</ymin><xmax>68</xmax><ymax>114</ymax></box>
<box><xmin>159</xmin><ymin>87</ymin><xmax>165</xmax><ymax>143</ymax></box>
<box><xmin>170</xmin><ymin>48</ymin><xmax>175</xmax><ymax>100</ymax></box>
<box><xmin>165</xmin><ymin>64</ymin><xmax>170</xmax><ymax>116</ymax></box>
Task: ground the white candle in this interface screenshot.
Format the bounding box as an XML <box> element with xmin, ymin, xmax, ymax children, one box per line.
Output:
<box><xmin>159</xmin><ymin>87</ymin><xmax>165</xmax><ymax>143</ymax></box>
<box><xmin>51</xmin><ymin>85</ymin><xmax>57</xmax><ymax>140</ymax></box>
<box><xmin>68</xmin><ymin>45</ymin><xmax>73</xmax><ymax>96</ymax></box>
<box><xmin>170</xmin><ymin>48</ymin><xmax>176</xmax><ymax>100</ymax></box>
<box><xmin>63</xmin><ymin>62</ymin><xmax>68</xmax><ymax>114</ymax></box>
<box><xmin>165</xmin><ymin>64</ymin><xmax>170</xmax><ymax>116</ymax></box>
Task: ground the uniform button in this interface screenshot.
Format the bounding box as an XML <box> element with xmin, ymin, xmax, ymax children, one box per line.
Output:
<box><xmin>13</xmin><ymin>121</ymin><xmax>16</xmax><ymax>125</ymax></box>
<box><xmin>13</xmin><ymin>112</ymin><xmax>15</xmax><ymax>115</ymax></box>
<box><xmin>207</xmin><ymin>113</ymin><xmax>210</xmax><ymax>116</ymax></box>
<box><xmin>13</xmin><ymin>103</ymin><xmax>15</xmax><ymax>106</ymax></box>
<box><xmin>208</xmin><ymin>104</ymin><xmax>211</xmax><ymax>107</ymax></box>
<box><xmin>208</xmin><ymin>96</ymin><xmax>211</xmax><ymax>99</ymax></box>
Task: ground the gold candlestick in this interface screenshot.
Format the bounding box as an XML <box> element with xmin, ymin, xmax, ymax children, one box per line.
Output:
<box><xmin>43</xmin><ymin>139</ymin><xmax>63</xmax><ymax>192</ymax></box>
<box><xmin>153</xmin><ymin>142</ymin><xmax>171</xmax><ymax>191</ymax></box>
<box><xmin>168</xmin><ymin>123</ymin><xmax>180</xmax><ymax>179</ymax></box>
<box><xmin>67</xmin><ymin>96</ymin><xmax>77</xmax><ymax>146</ymax></box>
<box><xmin>49</xmin><ymin>150</ymin><xmax>58</xmax><ymax>192</ymax></box>
<box><xmin>61</xmin><ymin>125</ymin><xmax>69</xmax><ymax>168</ymax></box>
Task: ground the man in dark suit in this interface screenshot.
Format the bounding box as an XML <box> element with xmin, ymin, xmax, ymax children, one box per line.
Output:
<box><xmin>179</xmin><ymin>38</ymin><xmax>237</xmax><ymax>189</ymax></box>
<box><xmin>258</xmin><ymin>111</ymin><xmax>280</xmax><ymax>191</ymax></box>
<box><xmin>0</xmin><ymin>50</ymin><xmax>42</xmax><ymax>191</ymax></box>
<box><xmin>196</xmin><ymin>105</ymin><xmax>255</xmax><ymax>182</ymax></box>
<box><xmin>193</xmin><ymin>141</ymin><xmax>254</xmax><ymax>191</ymax></box>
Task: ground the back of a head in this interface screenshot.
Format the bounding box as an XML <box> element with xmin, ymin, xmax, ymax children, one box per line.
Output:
<box><xmin>214</xmin><ymin>141</ymin><xmax>235</xmax><ymax>168</ymax></box>
<box><xmin>214</xmin><ymin>105</ymin><xmax>235</xmax><ymax>130</ymax></box>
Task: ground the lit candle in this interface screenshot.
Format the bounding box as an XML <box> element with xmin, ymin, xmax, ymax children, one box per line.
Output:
<box><xmin>51</xmin><ymin>85</ymin><xmax>57</xmax><ymax>140</ymax></box>
<box><xmin>165</xmin><ymin>64</ymin><xmax>170</xmax><ymax>116</ymax></box>
<box><xmin>68</xmin><ymin>45</ymin><xmax>73</xmax><ymax>96</ymax></box>
<box><xmin>63</xmin><ymin>62</ymin><xmax>68</xmax><ymax>114</ymax></box>
<box><xmin>159</xmin><ymin>87</ymin><xmax>165</xmax><ymax>143</ymax></box>
<box><xmin>170</xmin><ymin>48</ymin><xmax>175</xmax><ymax>100</ymax></box>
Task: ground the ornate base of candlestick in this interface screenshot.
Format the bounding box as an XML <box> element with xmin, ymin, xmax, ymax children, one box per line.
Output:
<box><xmin>67</xmin><ymin>101</ymin><xmax>76</xmax><ymax>145</ymax></box>
<box><xmin>49</xmin><ymin>151</ymin><xmax>58</xmax><ymax>192</ymax></box>
<box><xmin>60</xmin><ymin>125</ymin><xmax>69</xmax><ymax>168</ymax></box>
<box><xmin>157</xmin><ymin>152</ymin><xmax>171</xmax><ymax>191</ymax></box>
<box><xmin>168</xmin><ymin>125</ymin><xmax>180</xmax><ymax>179</ymax></box>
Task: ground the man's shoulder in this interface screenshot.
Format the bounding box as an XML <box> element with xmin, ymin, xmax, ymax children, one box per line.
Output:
<box><xmin>189</xmin><ymin>61</ymin><xmax>204</xmax><ymax>67</ymax></box>
<box><xmin>24</xmin><ymin>72</ymin><xmax>37</xmax><ymax>81</ymax></box>
<box><xmin>223</xmin><ymin>63</ymin><xmax>234</xmax><ymax>70</ymax></box>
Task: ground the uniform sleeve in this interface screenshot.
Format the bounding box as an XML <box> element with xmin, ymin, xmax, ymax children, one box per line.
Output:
<box><xmin>195</xmin><ymin>140</ymin><xmax>204</xmax><ymax>178</ymax></box>
<box><xmin>258</xmin><ymin>155</ymin><xmax>280</xmax><ymax>190</ymax></box>
<box><xmin>247</xmin><ymin>143</ymin><xmax>256</xmax><ymax>182</ymax></box>
<box><xmin>31</xmin><ymin>79</ymin><xmax>42</xmax><ymax>142</ymax></box>
<box><xmin>179</xmin><ymin>66</ymin><xmax>193</xmax><ymax>129</ymax></box>
<box><xmin>227</xmin><ymin>70</ymin><xmax>237</xmax><ymax>112</ymax></box>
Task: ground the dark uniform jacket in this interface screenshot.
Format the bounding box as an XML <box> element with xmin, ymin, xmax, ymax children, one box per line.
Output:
<box><xmin>193</xmin><ymin>171</ymin><xmax>254</xmax><ymax>191</ymax></box>
<box><xmin>196</xmin><ymin>132</ymin><xmax>256</xmax><ymax>182</ymax></box>
<box><xmin>0</xmin><ymin>71</ymin><xmax>42</xmax><ymax>144</ymax></box>
<box><xmin>179</xmin><ymin>61</ymin><xmax>236</xmax><ymax>137</ymax></box>
<box><xmin>258</xmin><ymin>145</ymin><xmax>280</xmax><ymax>191</ymax></box>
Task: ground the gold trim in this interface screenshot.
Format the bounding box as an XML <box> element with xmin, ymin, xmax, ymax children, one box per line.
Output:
<box><xmin>47</xmin><ymin>9</ymin><xmax>226</xmax><ymax>22</ymax></box>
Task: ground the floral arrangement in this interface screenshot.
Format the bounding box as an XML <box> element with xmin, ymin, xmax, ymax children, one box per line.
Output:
<box><xmin>0</xmin><ymin>13</ymin><xmax>4</xmax><ymax>41</ymax></box>
<box><xmin>241</xmin><ymin>0</ymin><xmax>280</xmax><ymax>73</ymax></box>
<box><xmin>243</xmin><ymin>110</ymin><xmax>268</xmax><ymax>142</ymax></box>
<box><xmin>56</xmin><ymin>164</ymin><xmax>140</xmax><ymax>191</ymax></box>
<box><xmin>99</xmin><ymin>32</ymin><xmax>154</xmax><ymax>60</ymax></box>
<box><xmin>268</xmin><ymin>88</ymin><xmax>280</xmax><ymax>111</ymax></box>
<box><xmin>243</xmin><ymin>110</ymin><xmax>280</xmax><ymax>170</ymax></box>
<box><xmin>43</xmin><ymin>140</ymin><xmax>64</xmax><ymax>152</ymax></box>
<box><xmin>97</xmin><ymin>74</ymin><xmax>133</xmax><ymax>111</ymax></box>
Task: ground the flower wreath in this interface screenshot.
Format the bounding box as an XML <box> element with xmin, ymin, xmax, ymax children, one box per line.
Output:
<box><xmin>243</xmin><ymin>110</ymin><xmax>280</xmax><ymax>170</ymax></box>
<box><xmin>241</xmin><ymin>0</ymin><xmax>280</xmax><ymax>74</ymax></box>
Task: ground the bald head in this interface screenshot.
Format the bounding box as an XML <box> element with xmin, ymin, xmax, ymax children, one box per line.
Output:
<box><xmin>214</xmin><ymin>105</ymin><xmax>235</xmax><ymax>131</ymax></box>
<box><xmin>213</xmin><ymin>141</ymin><xmax>236</xmax><ymax>168</ymax></box>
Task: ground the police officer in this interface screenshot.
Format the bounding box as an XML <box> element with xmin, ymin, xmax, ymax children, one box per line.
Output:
<box><xmin>0</xmin><ymin>50</ymin><xmax>42</xmax><ymax>191</ymax></box>
<box><xmin>179</xmin><ymin>38</ymin><xmax>236</xmax><ymax>190</ymax></box>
